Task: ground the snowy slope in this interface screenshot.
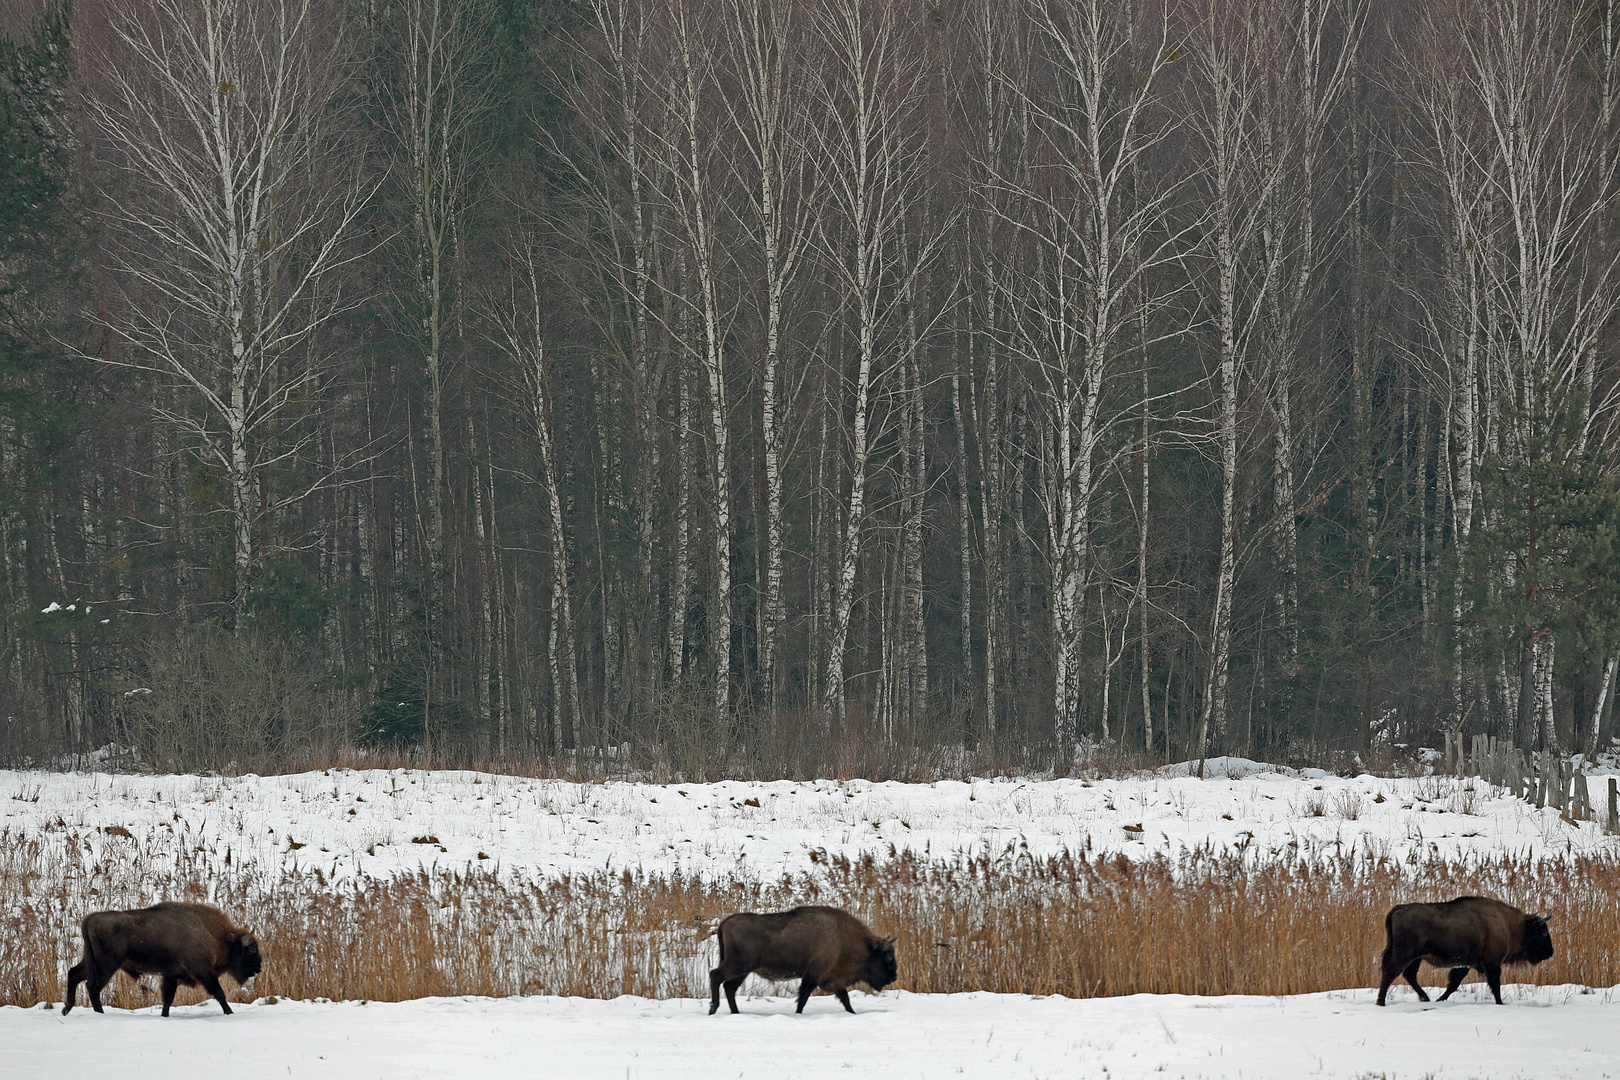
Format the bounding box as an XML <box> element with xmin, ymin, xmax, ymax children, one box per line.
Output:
<box><xmin>4</xmin><ymin>985</ymin><xmax>1618</xmax><ymax>1080</ymax></box>
<box><xmin>6</xmin><ymin>761</ymin><xmax>1619</xmax><ymax>1079</ymax></box>
<box><xmin>1</xmin><ymin>760</ymin><xmax>1614</xmax><ymax>888</ymax></box>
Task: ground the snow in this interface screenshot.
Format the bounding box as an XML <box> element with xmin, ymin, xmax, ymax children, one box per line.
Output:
<box><xmin>2</xmin><ymin>762</ymin><xmax>1614</xmax><ymax>888</ymax></box>
<box><xmin>5</xmin><ymin>759</ymin><xmax>1620</xmax><ymax>1078</ymax></box>
<box><xmin>4</xmin><ymin>986</ymin><xmax>1618</xmax><ymax>1079</ymax></box>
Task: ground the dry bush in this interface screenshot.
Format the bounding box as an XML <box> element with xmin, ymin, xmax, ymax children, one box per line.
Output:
<box><xmin>277</xmin><ymin>711</ymin><xmax>1050</xmax><ymax>784</ymax></box>
<box><xmin>7</xmin><ymin>830</ymin><xmax>1620</xmax><ymax>1010</ymax></box>
<box><xmin>113</xmin><ymin>624</ymin><xmax>354</xmax><ymax>775</ymax></box>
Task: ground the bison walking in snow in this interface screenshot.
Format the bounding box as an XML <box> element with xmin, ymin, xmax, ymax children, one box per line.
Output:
<box><xmin>63</xmin><ymin>901</ymin><xmax>262</xmax><ymax>1016</ymax></box>
<box><xmin>1376</xmin><ymin>895</ymin><xmax>1553</xmax><ymax>1006</ymax></box>
<box><xmin>709</xmin><ymin>905</ymin><xmax>897</xmax><ymax>1014</ymax></box>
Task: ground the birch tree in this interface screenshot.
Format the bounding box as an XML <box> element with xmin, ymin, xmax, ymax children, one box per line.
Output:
<box><xmin>1184</xmin><ymin>0</ymin><xmax>1280</xmax><ymax>763</ymax></box>
<box><xmin>90</xmin><ymin>0</ymin><xmax>370</xmax><ymax>616</ymax></box>
<box><xmin>1251</xmin><ymin>0</ymin><xmax>1363</xmax><ymax>736</ymax></box>
<box><xmin>957</xmin><ymin>0</ymin><xmax>1032</xmax><ymax>742</ymax></box>
<box><xmin>642</xmin><ymin>0</ymin><xmax>739</xmax><ymax>719</ymax></box>
<box><xmin>564</xmin><ymin>0</ymin><xmax>672</xmax><ymax>724</ymax></box>
<box><xmin>812</xmin><ymin>0</ymin><xmax>933</xmax><ymax>723</ymax></box>
<box><xmin>994</xmin><ymin>0</ymin><xmax>1187</xmax><ymax>752</ymax></box>
<box><xmin>720</xmin><ymin>0</ymin><xmax>816</xmax><ymax>719</ymax></box>
<box><xmin>489</xmin><ymin>231</ymin><xmax>582</xmax><ymax>752</ymax></box>
<box><xmin>1402</xmin><ymin>17</ymin><xmax>1495</xmax><ymax>733</ymax></box>
<box><xmin>377</xmin><ymin>0</ymin><xmax>498</xmax><ymax>588</ymax></box>
<box><xmin>1406</xmin><ymin>0</ymin><xmax>1620</xmax><ymax>749</ymax></box>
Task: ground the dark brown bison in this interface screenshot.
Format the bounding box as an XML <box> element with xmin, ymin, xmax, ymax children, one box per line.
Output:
<box><xmin>1376</xmin><ymin>895</ymin><xmax>1553</xmax><ymax>1006</ymax></box>
<box><xmin>63</xmin><ymin>902</ymin><xmax>262</xmax><ymax>1016</ymax></box>
<box><xmin>709</xmin><ymin>905</ymin><xmax>897</xmax><ymax>1015</ymax></box>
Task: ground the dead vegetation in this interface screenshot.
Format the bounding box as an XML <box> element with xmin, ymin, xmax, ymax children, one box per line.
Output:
<box><xmin>6</xmin><ymin>831</ymin><xmax>1619</xmax><ymax>1010</ymax></box>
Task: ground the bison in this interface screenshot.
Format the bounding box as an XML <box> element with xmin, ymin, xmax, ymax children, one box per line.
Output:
<box><xmin>709</xmin><ymin>905</ymin><xmax>897</xmax><ymax>1015</ymax></box>
<box><xmin>1376</xmin><ymin>895</ymin><xmax>1553</xmax><ymax>1006</ymax></box>
<box><xmin>63</xmin><ymin>901</ymin><xmax>262</xmax><ymax>1017</ymax></box>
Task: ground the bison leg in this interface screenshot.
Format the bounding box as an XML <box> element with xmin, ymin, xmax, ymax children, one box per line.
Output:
<box><xmin>708</xmin><ymin>966</ymin><xmax>744</xmax><ymax>1015</ymax></box>
<box><xmin>63</xmin><ymin>960</ymin><xmax>87</xmax><ymax>1015</ymax></box>
<box><xmin>794</xmin><ymin>976</ymin><xmax>817</xmax><ymax>1013</ymax></box>
<box><xmin>1401</xmin><ymin>960</ymin><xmax>1429</xmax><ymax>1001</ymax></box>
<box><xmin>196</xmin><ymin>970</ymin><xmax>234</xmax><ymax>1015</ymax></box>
<box><xmin>1437</xmin><ymin>967</ymin><xmax>1469</xmax><ymax>1001</ymax></box>
<box><xmin>1377</xmin><ymin>951</ymin><xmax>1423</xmax><ymax>1006</ymax></box>
<box><xmin>1376</xmin><ymin>947</ymin><xmax>1407</xmax><ymax>1006</ymax></box>
<box><xmin>1483</xmin><ymin>963</ymin><xmax>1503</xmax><ymax>1005</ymax></box>
<box><xmin>722</xmin><ymin>976</ymin><xmax>744</xmax><ymax>1014</ymax></box>
<box><xmin>834</xmin><ymin>988</ymin><xmax>854</xmax><ymax>1014</ymax></box>
<box><xmin>160</xmin><ymin>975</ymin><xmax>179</xmax><ymax>1017</ymax></box>
<box><xmin>85</xmin><ymin>970</ymin><xmax>109</xmax><ymax>1014</ymax></box>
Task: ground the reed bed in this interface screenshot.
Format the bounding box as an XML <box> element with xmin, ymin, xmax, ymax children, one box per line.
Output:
<box><xmin>4</xmin><ymin>833</ymin><xmax>1617</xmax><ymax>1009</ymax></box>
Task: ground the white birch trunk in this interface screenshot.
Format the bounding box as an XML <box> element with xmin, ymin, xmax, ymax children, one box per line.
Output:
<box><xmin>668</xmin><ymin>357</ymin><xmax>693</xmax><ymax>682</ymax></box>
<box><xmin>952</xmin><ymin>367</ymin><xmax>974</xmax><ymax>697</ymax></box>
<box><xmin>903</xmin><ymin>261</ymin><xmax>928</xmax><ymax>728</ymax></box>
<box><xmin>1138</xmin><ymin>352</ymin><xmax>1153</xmax><ymax>753</ymax></box>
<box><xmin>1199</xmin><ymin>219</ymin><xmax>1240</xmax><ymax>763</ymax></box>
<box><xmin>971</xmin><ymin>310</ymin><xmax>1001</xmax><ymax>742</ymax></box>
<box><xmin>1184</xmin><ymin>3</ymin><xmax>1271</xmax><ymax>764</ymax></box>
<box><xmin>89</xmin><ymin>0</ymin><xmax>372</xmax><ymax>618</ymax></box>
<box><xmin>812</xmin><ymin>0</ymin><xmax>931</xmax><ymax>722</ymax></box>
<box><xmin>491</xmin><ymin>245</ymin><xmax>581</xmax><ymax>751</ymax></box>
<box><xmin>998</xmin><ymin>0</ymin><xmax>1187</xmax><ymax>755</ymax></box>
<box><xmin>471</xmin><ymin>421</ymin><xmax>492</xmax><ymax>729</ymax></box>
<box><xmin>722</xmin><ymin>0</ymin><xmax>812</xmax><ymax>720</ymax></box>
<box><xmin>387</xmin><ymin>0</ymin><xmax>497</xmax><ymax>589</ymax></box>
<box><xmin>1591</xmin><ymin>657</ymin><xmax>1616</xmax><ymax>751</ymax></box>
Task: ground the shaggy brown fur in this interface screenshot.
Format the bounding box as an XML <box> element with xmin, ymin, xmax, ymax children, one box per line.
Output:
<box><xmin>1376</xmin><ymin>895</ymin><xmax>1553</xmax><ymax>1006</ymax></box>
<box><xmin>709</xmin><ymin>905</ymin><xmax>897</xmax><ymax>1015</ymax></box>
<box><xmin>63</xmin><ymin>902</ymin><xmax>262</xmax><ymax>1016</ymax></box>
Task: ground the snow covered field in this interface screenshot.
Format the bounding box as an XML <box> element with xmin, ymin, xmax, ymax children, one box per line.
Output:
<box><xmin>2</xmin><ymin>757</ymin><xmax>1614</xmax><ymax>887</ymax></box>
<box><xmin>4</xmin><ymin>985</ymin><xmax>1618</xmax><ymax>1080</ymax></box>
<box><xmin>4</xmin><ymin>758</ymin><xmax>1620</xmax><ymax>1078</ymax></box>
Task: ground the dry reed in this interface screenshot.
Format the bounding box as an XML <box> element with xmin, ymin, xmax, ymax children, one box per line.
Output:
<box><xmin>5</xmin><ymin>831</ymin><xmax>1618</xmax><ymax>1010</ymax></box>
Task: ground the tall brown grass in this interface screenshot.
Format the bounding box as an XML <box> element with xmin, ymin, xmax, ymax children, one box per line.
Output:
<box><xmin>5</xmin><ymin>833</ymin><xmax>1616</xmax><ymax>1009</ymax></box>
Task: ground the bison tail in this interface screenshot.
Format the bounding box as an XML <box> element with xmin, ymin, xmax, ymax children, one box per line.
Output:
<box><xmin>79</xmin><ymin>922</ymin><xmax>101</xmax><ymax>969</ymax></box>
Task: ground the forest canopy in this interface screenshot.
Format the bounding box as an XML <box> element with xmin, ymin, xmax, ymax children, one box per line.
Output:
<box><xmin>4</xmin><ymin>0</ymin><xmax>1620</xmax><ymax>776</ymax></box>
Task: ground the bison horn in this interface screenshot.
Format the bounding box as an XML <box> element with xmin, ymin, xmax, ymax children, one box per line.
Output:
<box><xmin>881</xmin><ymin>935</ymin><xmax>897</xmax><ymax>949</ymax></box>
<box><xmin>241</xmin><ymin>930</ymin><xmax>256</xmax><ymax>946</ymax></box>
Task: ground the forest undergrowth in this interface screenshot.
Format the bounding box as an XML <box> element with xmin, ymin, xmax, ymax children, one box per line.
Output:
<box><xmin>4</xmin><ymin>836</ymin><xmax>1616</xmax><ymax>1011</ymax></box>
<box><xmin>51</xmin><ymin>729</ymin><xmax>1409</xmax><ymax>787</ymax></box>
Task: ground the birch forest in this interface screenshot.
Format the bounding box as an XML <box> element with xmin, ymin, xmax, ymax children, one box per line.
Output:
<box><xmin>7</xmin><ymin>0</ymin><xmax>1620</xmax><ymax>775</ymax></box>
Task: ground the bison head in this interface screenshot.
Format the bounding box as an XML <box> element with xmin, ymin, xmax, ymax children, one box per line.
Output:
<box><xmin>862</xmin><ymin>935</ymin><xmax>898</xmax><ymax>993</ymax></box>
<box><xmin>1518</xmin><ymin>914</ymin><xmax>1554</xmax><ymax>965</ymax></box>
<box><xmin>225</xmin><ymin>930</ymin><xmax>263</xmax><ymax>985</ymax></box>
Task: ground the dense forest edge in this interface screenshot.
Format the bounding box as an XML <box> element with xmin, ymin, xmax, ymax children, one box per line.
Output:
<box><xmin>6</xmin><ymin>0</ymin><xmax>1620</xmax><ymax>779</ymax></box>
